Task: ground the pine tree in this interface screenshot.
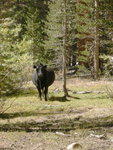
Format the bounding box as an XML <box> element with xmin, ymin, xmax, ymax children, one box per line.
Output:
<box><xmin>0</xmin><ymin>0</ymin><xmax>33</xmax><ymax>95</ymax></box>
<box><xmin>45</xmin><ymin>0</ymin><xmax>63</xmax><ymax>67</ymax></box>
<box><xmin>75</xmin><ymin>0</ymin><xmax>93</xmax><ymax>71</ymax></box>
<box><xmin>24</xmin><ymin>0</ymin><xmax>51</xmax><ymax>64</ymax></box>
<box><xmin>99</xmin><ymin>0</ymin><xmax>113</xmax><ymax>55</ymax></box>
<box><xmin>75</xmin><ymin>0</ymin><xmax>113</xmax><ymax>78</ymax></box>
<box><xmin>0</xmin><ymin>19</ymin><xmax>22</xmax><ymax>95</ymax></box>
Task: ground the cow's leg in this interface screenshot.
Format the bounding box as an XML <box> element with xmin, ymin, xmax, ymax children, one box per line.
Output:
<box><xmin>44</xmin><ymin>86</ymin><xmax>48</xmax><ymax>101</ymax></box>
<box><xmin>37</xmin><ymin>87</ymin><xmax>42</xmax><ymax>100</ymax></box>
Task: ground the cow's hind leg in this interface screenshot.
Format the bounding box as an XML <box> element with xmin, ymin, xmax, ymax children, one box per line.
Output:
<box><xmin>44</xmin><ymin>87</ymin><xmax>48</xmax><ymax>101</ymax></box>
<box><xmin>37</xmin><ymin>86</ymin><xmax>42</xmax><ymax>100</ymax></box>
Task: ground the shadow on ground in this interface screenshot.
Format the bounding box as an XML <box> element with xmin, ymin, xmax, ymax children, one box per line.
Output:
<box><xmin>49</xmin><ymin>96</ymin><xmax>70</xmax><ymax>102</ymax></box>
<box><xmin>7</xmin><ymin>88</ymin><xmax>37</xmax><ymax>98</ymax></box>
<box><xmin>0</xmin><ymin>110</ymin><xmax>61</xmax><ymax>119</ymax></box>
<box><xmin>67</xmin><ymin>95</ymin><xmax>81</xmax><ymax>99</ymax></box>
<box><xmin>0</xmin><ymin>112</ymin><xmax>113</xmax><ymax>132</ymax></box>
<box><xmin>49</xmin><ymin>95</ymin><xmax>80</xmax><ymax>102</ymax></box>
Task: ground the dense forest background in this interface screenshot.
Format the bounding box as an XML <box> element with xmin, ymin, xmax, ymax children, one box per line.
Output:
<box><xmin>0</xmin><ymin>0</ymin><xmax>113</xmax><ymax>96</ymax></box>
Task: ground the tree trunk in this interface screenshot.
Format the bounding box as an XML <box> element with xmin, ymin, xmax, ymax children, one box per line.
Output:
<box><xmin>94</xmin><ymin>0</ymin><xmax>100</xmax><ymax>80</ymax></box>
<box><xmin>62</xmin><ymin>0</ymin><xmax>68</xmax><ymax>97</ymax></box>
<box><xmin>16</xmin><ymin>0</ymin><xmax>20</xmax><ymax>10</ymax></box>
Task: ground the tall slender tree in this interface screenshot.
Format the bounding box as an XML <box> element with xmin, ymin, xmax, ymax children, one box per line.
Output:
<box><xmin>62</xmin><ymin>0</ymin><xmax>68</xmax><ymax>97</ymax></box>
<box><xmin>46</xmin><ymin>0</ymin><xmax>77</xmax><ymax>97</ymax></box>
<box><xmin>94</xmin><ymin>0</ymin><xmax>100</xmax><ymax>79</ymax></box>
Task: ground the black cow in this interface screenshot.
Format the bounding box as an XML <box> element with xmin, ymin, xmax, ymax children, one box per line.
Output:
<box><xmin>32</xmin><ymin>63</ymin><xmax>55</xmax><ymax>101</ymax></box>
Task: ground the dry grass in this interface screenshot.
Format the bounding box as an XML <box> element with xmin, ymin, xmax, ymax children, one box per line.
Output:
<box><xmin>1</xmin><ymin>78</ymin><xmax>113</xmax><ymax>150</ymax></box>
<box><xmin>0</xmin><ymin>78</ymin><xmax>113</xmax><ymax>125</ymax></box>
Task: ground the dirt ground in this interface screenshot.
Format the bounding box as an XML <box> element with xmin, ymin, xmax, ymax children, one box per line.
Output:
<box><xmin>0</xmin><ymin>78</ymin><xmax>113</xmax><ymax>150</ymax></box>
<box><xmin>1</xmin><ymin>107</ymin><xmax>113</xmax><ymax>150</ymax></box>
<box><xmin>0</xmin><ymin>126</ymin><xmax>113</xmax><ymax>150</ymax></box>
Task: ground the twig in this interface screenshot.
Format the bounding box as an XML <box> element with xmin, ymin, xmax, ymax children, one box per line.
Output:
<box><xmin>0</xmin><ymin>97</ymin><xmax>17</xmax><ymax>114</ymax></box>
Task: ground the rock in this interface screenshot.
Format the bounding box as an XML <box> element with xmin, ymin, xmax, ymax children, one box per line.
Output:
<box><xmin>90</xmin><ymin>133</ymin><xmax>106</xmax><ymax>139</ymax></box>
<box><xmin>110</xmin><ymin>137</ymin><xmax>113</xmax><ymax>142</ymax></box>
<box><xmin>73</xmin><ymin>90</ymin><xmax>104</xmax><ymax>94</ymax></box>
<box><xmin>73</xmin><ymin>91</ymin><xmax>92</xmax><ymax>94</ymax></box>
<box><xmin>93</xmin><ymin>91</ymin><xmax>104</xmax><ymax>94</ymax></box>
<box><xmin>56</xmin><ymin>132</ymin><xmax>71</xmax><ymax>137</ymax></box>
<box><xmin>53</xmin><ymin>88</ymin><xmax>60</xmax><ymax>93</ymax></box>
<box><xmin>74</xmin><ymin>132</ymin><xmax>79</xmax><ymax>136</ymax></box>
<box><xmin>67</xmin><ymin>143</ymin><xmax>82</xmax><ymax>150</ymax></box>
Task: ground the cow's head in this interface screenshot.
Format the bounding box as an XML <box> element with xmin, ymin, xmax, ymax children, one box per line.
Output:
<box><xmin>33</xmin><ymin>63</ymin><xmax>47</xmax><ymax>78</ymax></box>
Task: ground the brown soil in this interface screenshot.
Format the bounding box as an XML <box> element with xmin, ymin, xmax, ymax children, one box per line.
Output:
<box><xmin>1</xmin><ymin>108</ymin><xmax>113</xmax><ymax>150</ymax></box>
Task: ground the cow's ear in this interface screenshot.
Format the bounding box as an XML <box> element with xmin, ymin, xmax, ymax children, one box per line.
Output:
<box><xmin>40</xmin><ymin>63</ymin><xmax>43</xmax><ymax>66</ymax></box>
<box><xmin>33</xmin><ymin>65</ymin><xmax>36</xmax><ymax>68</ymax></box>
<box><xmin>44</xmin><ymin>65</ymin><xmax>47</xmax><ymax>68</ymax></box>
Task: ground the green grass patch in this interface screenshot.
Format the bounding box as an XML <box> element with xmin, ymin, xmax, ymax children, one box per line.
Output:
<box><xmin>0</xmin><ymin>78</ymin><xmax>113</xmax><ymax>131</ymax></box>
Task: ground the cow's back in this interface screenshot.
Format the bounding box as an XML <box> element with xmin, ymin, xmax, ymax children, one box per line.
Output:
<box><xmin>32</xmin><ymin>69</ymin><xmax>55</xmax><ymax>87</ymax></box>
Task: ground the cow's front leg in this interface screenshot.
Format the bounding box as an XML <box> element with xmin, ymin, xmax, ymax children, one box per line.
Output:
<box><xmin>37</xmin><ymin>86</ymin><xmax>42</xmax><ymax>100</ymax></box>
<box><xmin>44</xmin><ymin>87</ymin><xmax>48</xmax><ymax>101</ymax></box>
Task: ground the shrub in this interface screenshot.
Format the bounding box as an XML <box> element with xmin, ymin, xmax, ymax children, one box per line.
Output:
<box><xmin>0</xmin><ymin>18</ymin><xmax>33</xmax><ymax>95</ymax></box>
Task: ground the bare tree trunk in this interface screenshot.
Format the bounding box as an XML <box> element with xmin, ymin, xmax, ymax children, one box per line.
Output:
<box><xmin>94</xmin><ymin>0</ymin><xmax>100</xmax><ymax>80</ymax></box>
<box><xmin>62</xmin><ymin>0</ymin><xmax>68</xmax><ymax>97</ymax></box>
<box><xmin>16</xmin><ymin>0</ymin><xmax>20</xmax><ymax>10</ymax></box>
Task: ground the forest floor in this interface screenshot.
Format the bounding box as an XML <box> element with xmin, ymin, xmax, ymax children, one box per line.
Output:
<box><xmin>0</xmin><ymin>77</ymin><xmax>113</xmax><ymax>150</ymax></box>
